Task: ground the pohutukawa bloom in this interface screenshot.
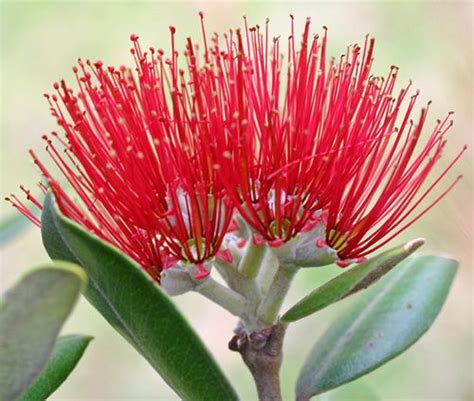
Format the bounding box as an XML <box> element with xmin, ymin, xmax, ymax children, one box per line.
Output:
<box><xmin>217</xmin><ymin>17</ymin><xmax>364</xmax><ymax>249</ymax></box>
<box><xmin>7</xmin><ymin>23</ymin><xmax>237</xmax><ymax>280</ymax></box>
<box><xmin>322</xmin><ymin>102</ymin><xmax>465</xmax><ymax>266</ymax></box>
<box><xmin>7</xmin><ymin>14</ymin><xmax>464</xmax><ymax>280</ymax></box>
<box><xmin>210</xmin><ymin>16</ymin><xmax>465</xmax><ymax>267</ymax></box>
<box><xmin>5</xmin><ymin>15</ymin><xmax>464</xmax><ymax>401</ymax></box>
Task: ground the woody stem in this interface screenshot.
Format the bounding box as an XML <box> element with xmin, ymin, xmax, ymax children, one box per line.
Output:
<box><xmin>229</xmin><ymin>322</ymin><xmax>286</xmax><ymax>401</ymax></box>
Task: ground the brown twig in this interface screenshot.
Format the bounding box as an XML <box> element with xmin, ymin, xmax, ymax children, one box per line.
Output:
<box><xmin>229</xmin><ymin>322</ymin><xmax>287</xmax><ymax>401</ymax></box>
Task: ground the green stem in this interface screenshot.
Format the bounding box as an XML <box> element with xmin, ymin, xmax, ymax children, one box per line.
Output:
<box><xmin>257</xmin><ymin>264</ymin><xmax>298</xmax><ymax>325</ymax></box>
<box><xmin>216</xmin><ymin>259</ymin><xmax>264</xmax><ymax>331</ymax></box>
<box><xmin>239</xmin><ymin>240</ymin><xmax>267</xmax><ymax>278</ymax></box>
<box><xmin>214</xmin><ymin>259</ymin><xmax>241</xmax><ymax>290</ymax></box>
<box><xmin>195</xmin><ymin>277</ymin><xmax>247</xmax><ymax>317</ymax></box>
<box><xmin>257</xmin><ymin>252</ymin><xmax>278</xmax><ymax>296</ymax></box>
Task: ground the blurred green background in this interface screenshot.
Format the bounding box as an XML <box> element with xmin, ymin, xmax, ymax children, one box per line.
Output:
<box><xmin>1</xmin><ymin>1</ymin><xmax>472</xmax><ymax>400</ymax></box>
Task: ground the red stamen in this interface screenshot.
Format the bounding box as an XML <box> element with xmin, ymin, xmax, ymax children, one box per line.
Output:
<box><xmin>9</xmin><ymin>16</ymin><xmax>463</xmax><ymax>275</ymax></box>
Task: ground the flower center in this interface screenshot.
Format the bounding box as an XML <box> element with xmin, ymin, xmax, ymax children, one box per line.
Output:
<box><xmin>328</xmin><ymin>229</ymin><xmax>349</xmax><ymax>251</ymax></box>
<box><xmin>182</xmin><ymin>237</ymin><xmax>207</xmax><ymax>262</ymax></box>
<box><xmin>269</xmin><ymin>218</ymin><xmax>292</xmax><ymax>240</ymax></box>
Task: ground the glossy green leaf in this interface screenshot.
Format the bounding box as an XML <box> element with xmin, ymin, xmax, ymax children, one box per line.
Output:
<box><xmin>296</xmin><ymin>255</ymin><xmax>458</xmax><ymax>400</ymax></box>
<box><xmin>41</xmin><ymin>194</ymin><xmax>239</xmax><ymax>401</ymax></box>
<box><xmin>0</xmin><ymin>263</ymin><xmax>86</xmax><ymax>401</ymax></box>
<box><xmin>282</xmin><ymin>239</ymin><xmax>424</xmax><ymax>322</ymax></box>
<box><xmin>18</xmin><ymin>335</ymin><xmax>92</xmax><ymax>401</ymax></box>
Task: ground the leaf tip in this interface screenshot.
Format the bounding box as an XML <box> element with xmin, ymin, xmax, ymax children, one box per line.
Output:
<box><xmin>404</xmin><ymin>238</ymin><xmax>425</xmax><ymax>254</ymax></box>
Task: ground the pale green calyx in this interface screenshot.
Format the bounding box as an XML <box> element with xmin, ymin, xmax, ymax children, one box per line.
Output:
<box><xmin>161</xmin><ymin>261</ymin><xmax>248</xmax><ymax>318</ymax></box>
<box><xmin>160</xmin><ymin>264</ymin><xmax>203</xmax><ymax>296</ymax></box>
<box><xmin>271</xmin><ymin>221</ymin><xmax>337</xmax><ymax>268</ymax></box>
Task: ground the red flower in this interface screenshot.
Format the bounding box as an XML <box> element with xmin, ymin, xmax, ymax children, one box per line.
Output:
<box><xmin>7</xmin><ymin>15</ymin><xmax>464</xmax><ymax>274</ymax></box>
<box><xmin>214</xmin><ymin>16</ymin><xmax>464</xmax><ymax>263</ymax></box>
<box><xmin>7</xmin><ymin>25</ymin><xmax>235</xmax><ymax>279</ymax></box>
<box><xmin>322</xmin><ymin>102</ymin><xmax>465</xmax><ymax>266</ymax></box>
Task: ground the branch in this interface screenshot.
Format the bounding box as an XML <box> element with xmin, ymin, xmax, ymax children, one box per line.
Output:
<box><xmin>229</xmin><ymin>322</ymin><xmax>287</xmax><ymax>401</ymax></box>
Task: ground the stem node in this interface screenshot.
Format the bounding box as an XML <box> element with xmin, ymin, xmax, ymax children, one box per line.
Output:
<box><xmin>229</xmin><ymin>322</ymin><xmax>286</xmax><ymax>401</ymax></box>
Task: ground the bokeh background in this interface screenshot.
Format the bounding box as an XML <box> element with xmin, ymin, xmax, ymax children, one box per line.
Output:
<box><xmin>1</xmin><ymin>1</ymin><xmax>472</xmax><ymax>400</ymax></box>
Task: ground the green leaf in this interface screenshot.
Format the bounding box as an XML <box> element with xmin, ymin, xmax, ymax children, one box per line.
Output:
<box><xmin>17</xmin><ymin>335</ymin><xmax>92</xmax><ymax>401</ymax></box>
<box><xmin>296</xmin><ymin>255</ymin><xmax>458</xmax><ymax>400</ymax></box>
<box><xmin>282</xmin><ymin>239</ymin><xmax>424</xmax><ymax>322</ymax></box>
<box><xmin>41</xmin><ymin>194</ymin><xmax>239</xmax><ymax>401</ymax></box>
<box><xmin>0</xmin><ymin>263</ymin><xmax>86</xmax><ymax>401</ymax></box>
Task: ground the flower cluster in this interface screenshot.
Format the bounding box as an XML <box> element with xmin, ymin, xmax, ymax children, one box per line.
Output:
<box><xmin>7</xmin><ymin>15</ymin><xmax>464</xmax><ymax>281</ymax></box>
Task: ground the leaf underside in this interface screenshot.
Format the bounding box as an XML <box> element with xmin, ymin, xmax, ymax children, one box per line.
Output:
<box><xmin>0</xmin><ymin>263</ymin><xmax>85</xmax><ymax>401</ymax></box>
<box><xmin>296</xmin><ymin>255</ymin><xmax>458</xmax><ymax>399</ymax></box>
